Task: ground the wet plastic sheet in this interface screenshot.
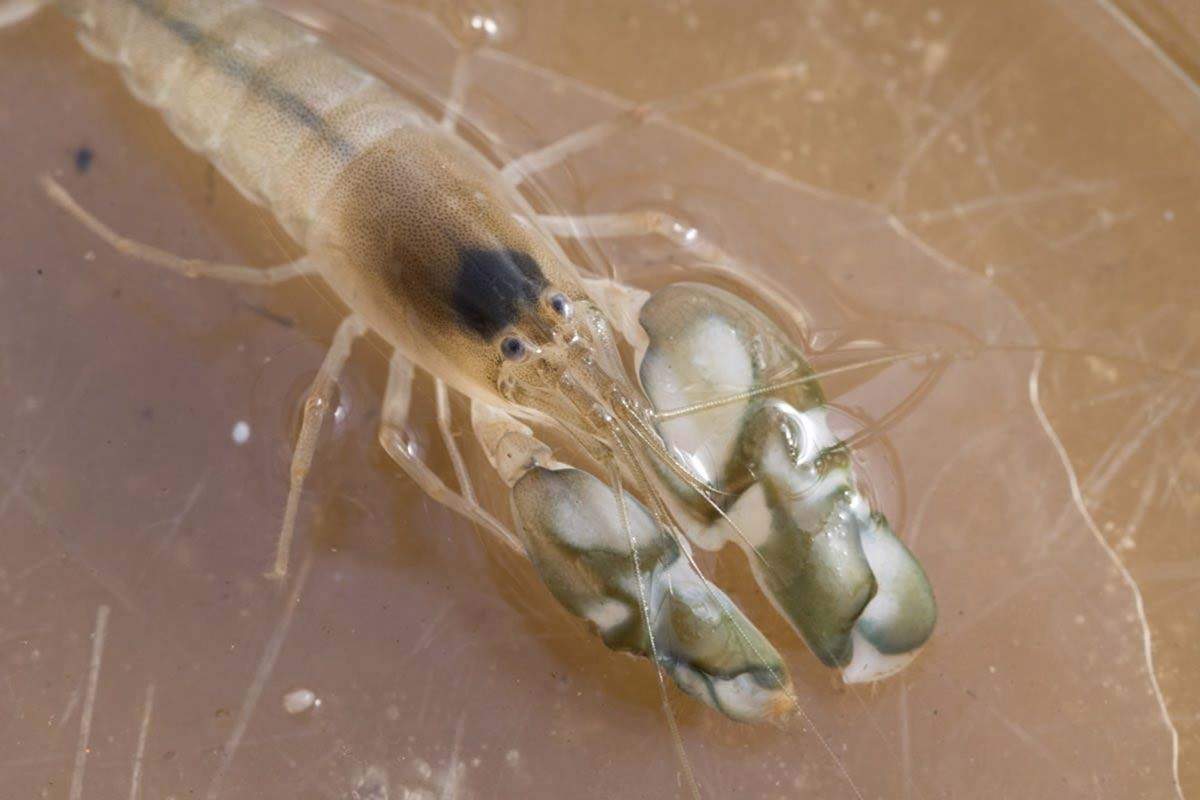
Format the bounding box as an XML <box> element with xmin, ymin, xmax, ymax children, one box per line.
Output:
<box><xmin>0</xmin><ymin>1</ymin><xmax>1193</xmax><ymax>798</ymax></box>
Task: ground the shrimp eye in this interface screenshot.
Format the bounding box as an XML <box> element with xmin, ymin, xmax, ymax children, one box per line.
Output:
<box><xmin>548</xmin><ymin>292</ymin><xmax>573</xmax><ymax>319</ymax></box>
<box><xmin>500</xmin><ymin>336</ymin><xmax>527</xmax><ymax>361</ymax></box>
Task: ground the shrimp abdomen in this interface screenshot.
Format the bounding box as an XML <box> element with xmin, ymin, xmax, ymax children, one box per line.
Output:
<box><xmin>61</xmin><ymin>0</ymin><xmax>420</xmax><ymax>241</ymax></box>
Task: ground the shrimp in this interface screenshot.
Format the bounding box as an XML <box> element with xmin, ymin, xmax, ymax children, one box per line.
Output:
<box><xmin>6</xmin><ymin>0</ymin><xmax>935</xmax><ymax>726</ymax></box>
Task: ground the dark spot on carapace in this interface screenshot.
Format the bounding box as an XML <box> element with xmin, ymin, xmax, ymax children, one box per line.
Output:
<box><xmin>451</xmin><ymin>248</ymin><xmax>547</xmax><ymax>339</ymax></box>
<box><xmin>74</xmin><ymin>147</ymin><xmax>94</xmax><ymax>173</ymax></box>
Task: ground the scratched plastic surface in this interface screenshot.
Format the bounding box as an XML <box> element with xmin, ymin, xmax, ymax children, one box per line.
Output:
<box><xmin>1</xmin><ymin>1</ymin><xmax>1197</xmax><ymax>798</ymax></box>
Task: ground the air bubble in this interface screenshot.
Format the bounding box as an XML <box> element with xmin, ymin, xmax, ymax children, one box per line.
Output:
<box><xmin>283</xmin><ymin>688</ymin><xmax>318</xmax><ymax>715</ymax></box>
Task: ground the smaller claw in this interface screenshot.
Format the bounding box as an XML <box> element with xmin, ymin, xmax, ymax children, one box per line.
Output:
<box><xmin>510</xmin><ymin>464</ymin><xmax>795</xmax><ymax>724</ymax></box>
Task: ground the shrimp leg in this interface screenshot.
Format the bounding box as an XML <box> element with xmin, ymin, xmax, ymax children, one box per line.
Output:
<box><xmin>434</xmin><ymin>379</ymin><xmax>477</xmax><ymax>504</ymax></box>
<box><xmin>498</xmin><ymin>62</ymin><xmax>803</xmax><ymax>185</ymax></box>
<box><xmin>544</xmin><ymin>213</ymin><xmax>810</xmax><ymax>331</ymax></box>
<box><xmin>40</xmin><ymin>176</ymin><xmax>315</xmax><ymax>285</ymax></box>
<box><xmin>441</xmin><ymin>50</ymin><xmax>472</xmax><ymax>132</ymax></box>
<box><xmin>539</xmin><ymin>211</ymin><xmax>736</xmax><ymax>272</ymax></box>
<box><xmin>579</xmin><ymin>276</ymin><xmax>650</xmax><ymax>353</ymax></box>
<box><xmin>269</xmin><ymin>314</ymin><xmax>366</xmax><ymax>579</ymax></box>
<box><xmin>377</xmin><ymin>353</ymin><xmax>522</xmax><ymax>554</ymax></box>
<box><xmin>40</xmin><ymin>174</ymin><xmax>343</xmax><ymax>580</ymax></box>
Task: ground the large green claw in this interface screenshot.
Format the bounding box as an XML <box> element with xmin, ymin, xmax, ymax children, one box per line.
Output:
<box><xmin>637</xmin><ymin>282</ymin><xmax>936</xmax><ymax>679</ymax></box>
<box><xmin>737</xmin><ymin>400</ymin><xmax>877</xmax><ymax>667</ymax></box>
<box><xmin>510</xmin><ymin>465</ymin><xmax>795</xmax><ymax>723</ymax></box>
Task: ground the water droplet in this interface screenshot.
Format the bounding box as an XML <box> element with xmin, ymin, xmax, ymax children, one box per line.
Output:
<box><xmin>454</xmin><ymin>2</ymin><xmax>520</xmax><ymax>45</ymax></box>
<box><xmin>469</xmin><ymin>13</ymin><xmax>499</xmax><ymax>38</ymax></box>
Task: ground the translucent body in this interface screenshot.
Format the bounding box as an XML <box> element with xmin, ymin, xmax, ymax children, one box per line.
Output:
<box><xmin>59</xmin><ymin>0</ymin><xmax>586</xmax><ymax>400</ymax></box>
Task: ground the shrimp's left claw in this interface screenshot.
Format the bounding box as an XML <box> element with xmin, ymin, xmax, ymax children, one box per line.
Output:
<box><xmin>474</xmin><ymin>406</ymin><xmax>796</xmax><ymax>724</ymax></box>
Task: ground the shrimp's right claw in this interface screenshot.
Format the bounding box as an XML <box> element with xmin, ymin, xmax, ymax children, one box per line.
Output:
<box><xmin>636</xmin><ymin>282</ymin><xmax>937</xmax><ymax>681</ymax></box>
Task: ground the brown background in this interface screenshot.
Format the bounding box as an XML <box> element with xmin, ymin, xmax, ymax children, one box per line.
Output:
<box><xmin>0</xmin><ymin>1</ymin><xmax>1195</xmax><ymax>798</ymax></box>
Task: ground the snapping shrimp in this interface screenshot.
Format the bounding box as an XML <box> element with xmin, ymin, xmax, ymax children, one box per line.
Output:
<box><xmin>7</xmin><ymin>0</ymin><xmax>936</xmax><ymax>724</ymax></box>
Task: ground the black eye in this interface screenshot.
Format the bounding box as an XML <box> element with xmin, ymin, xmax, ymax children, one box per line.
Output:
<box><xmin>548</xmin><ymin>293</ymin><xmax>573</xmax><ymax>319</ymax></box>
<box><xmin>500</xmin><ymin>336</ymin><xmax>527</xmax><ymax>361</ymax></box>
